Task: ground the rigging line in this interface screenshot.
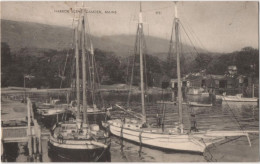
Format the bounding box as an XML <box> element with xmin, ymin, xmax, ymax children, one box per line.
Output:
<box><xmin>91</xmin><ymin>52</ymin><xmax>97</xmax><ymax>106</ymax></box>
<box><xmin>142</xmin><ymin>35</ymin><xmax>150</xmax><ymax>104</ymax></box>
<box><xmin>140</xmin><ymin>22</ymin><xmax>149</xmax><ymax>105</ymax></box>
<box><xmin>70</xmin><ymin>52</ymin><xmax>76</xmax><ymax>98</ymax></box>
<box><xmin>84</xmin><ymin>10</ymin><xmax>93</xmax><ymax>49</ymax></box>
<box><xmin>86</xmin><ymin>46</ymin><xmax>93</xmax><ymax>101</ymax></box>
<box><xmin>179</xmin><ymin>21</ymin><xmax>200</xmax><ymax>55</ymax></box>
<box><xmin>93</xmin><ymin>56</ymin><xmax>105</xmax><ymax>108</ymax></box>
<box><xmin>179</xmin><ymin>23</ymin><xmax>199</xmax><ymax>59</ymax></box>
<box><xmin>142</xmin><ymin>26</ymin><xmax>149</xmax><ymax>92</ymax></box>
<box><xmin>168</xmin><ymin>19</ymin><xmax>175</xmax><ymax>64</ymax></box>
<box><xmin>222</xmin><ymin>99</ymin><xmax>244</xmax><ymax>131</ymax></box>
<box><xmin>179</xmin><ymin>16</ymin><xmax>203</xmax><ymax>50</ymax></box>
<box><xmin>70</xmin><ymin>22</ymin><xmax>77</xmax><ymax>98</ymax></box>
<box><xmin>59</xmin><ymin>48</ymin><xmax>71</xmax><ymax>89</ymax></box>
<box><xmin>179</xmin><ymin>29</ymin><xmax>186</xmax><ymax>76</ymax></box>
<box><xmin>181</xmin><ymin>19</ymin><xmax>209</xmax><ymax>54</ymax></box>
<box><xmin>127</xmin><ymin>26</ymin><xmax>139</xmax><ymax>108</ymax></box>
<box><xmin>125</xmin><ymin>51</ymin><xmax>131</xmax><ymax>84</ymax></box>
<box><xmin>180</xmin><ymin>28</ymin><xmax>196</xmax><ymax>58</ymax></box>
<box><xmin>91</xmin><ymin>51</ymin><xmax>96</xmax><ymax>106</ymax></box>
<box><xmin>88</xmin><ymin>47</ymin><xmax>96</xmax><ymax>105</ymax></box>
<box><xmin>180</xmin><ymin>18</ymin><xmax>202</xmax><ymax>49</ymax></box>
<box><xmin>86</xmin><ymin>33</ymin><xmax>97</xmax><ymax>107</ymax></box>
<box><xmin>83</xmin><ymin>11</ymin><xmax>96</xmax><ymax>106</ymax></box>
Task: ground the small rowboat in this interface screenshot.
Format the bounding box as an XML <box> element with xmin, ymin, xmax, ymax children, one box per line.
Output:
<box><xmin>222</xmin><ymin>94</ymin><xmax>258</xmax><ymax>102</ymax></box>
<box><xmin>188</xmin><ymin>102</ymin><xmax>213</xmax><ymax>107</ymax></box>
<box><xmin>156</xmin><ymin>101</ymin><xmax>188</xmax><ymax>105</ymax></box>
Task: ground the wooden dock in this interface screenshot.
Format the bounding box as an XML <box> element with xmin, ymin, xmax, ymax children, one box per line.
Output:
<box><xmin>1</xmin><ymin>98</ymin><xmax>43</xmax><ymax>162</ymax></box>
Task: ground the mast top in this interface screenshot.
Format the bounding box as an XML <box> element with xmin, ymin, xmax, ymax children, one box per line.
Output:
<box><xmin>139</xmin><ymin>2</ymin><xmax>143</xmax><ymax>24</ymax></box>
<box><xmin>140</xmin><ymin>1</ymin><xmax>142</xmax><ymax>12</ymax></box>
<box><xmin>174</xmin><ymin>2</ymin><xmax>178</xmax><ymax>18</ymax></box>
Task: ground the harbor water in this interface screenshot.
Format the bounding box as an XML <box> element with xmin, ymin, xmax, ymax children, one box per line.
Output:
<box><xmin>1</xmin><ymin>92</ymin><xmax>259</xmax><ymax>162</ymax></box>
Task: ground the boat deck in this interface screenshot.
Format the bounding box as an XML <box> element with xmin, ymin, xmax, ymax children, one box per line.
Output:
<box><xmin>53</xmin><ymin>123</ymin><xmax>105</xmax><ymax>140</ymax></box>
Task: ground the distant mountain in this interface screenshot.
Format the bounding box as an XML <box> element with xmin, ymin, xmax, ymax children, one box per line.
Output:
<box><xmin>1</xmin><ymin>19</ymin><xmax>207</xmax><ymax>60</ymax></box>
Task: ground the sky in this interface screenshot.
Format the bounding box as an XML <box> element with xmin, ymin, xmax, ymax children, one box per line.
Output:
<box><xmin>1</xmin><ymin>1</ymin><xmax>259</xmax><ymax>53</ymax></box>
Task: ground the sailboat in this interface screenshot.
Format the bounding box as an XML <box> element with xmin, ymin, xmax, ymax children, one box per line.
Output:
<box><xmin>67</xmin><ymin>29</ymin><xmax>107</xmax><ymax>124</ymax></box>
<box><xmin>36</xmin><ymin>98</ymin><xmax>73</xmax><ymax>128</ymax></box>
<box><xmin>222</xmin><ymin>94</ymin><xmax>258</xmax><ymax>102</ymax></box>
<box><xmin>48</xmin><ymin>6</ymin><xmax>110</xmax><ymax>161</ymax></box>
<box><xmin>104</xmin><ymin>2</ymin><xmax>258</xmax><ymax>153</ymax></box>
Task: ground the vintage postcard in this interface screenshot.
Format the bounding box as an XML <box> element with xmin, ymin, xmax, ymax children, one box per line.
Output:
<box><xmin>1</xmin><ymin>1</ymin><xmax>259</xmax><ymax>162</ymax></box>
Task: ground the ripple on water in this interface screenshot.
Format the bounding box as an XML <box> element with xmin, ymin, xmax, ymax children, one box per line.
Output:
<box><xmin>3</xmin><ymin>93</ymin><xmax>259</xmax><ymax>162</ymax></box>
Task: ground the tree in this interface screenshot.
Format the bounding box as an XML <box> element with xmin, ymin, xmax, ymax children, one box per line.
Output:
<box><xmin>1</xmin><ymin>42</ymin><xmax>12</xmax><ymax>67</ymax></box>
<box><xmin>194</xmin><ymin>53</ymin><xmax>212</xmax><ymax>71</ymax></box>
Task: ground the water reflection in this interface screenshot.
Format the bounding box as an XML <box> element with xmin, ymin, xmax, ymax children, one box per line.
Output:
<box><xmin>2</xmin><ymin>143</ymin><xmax>19</xmax><ymax>162</ymax></box>
<box><xmin>2</xmin><ymin>92</ymin><xmax>259</xmax><ymax>162</ymax></box>
<box><xmin>47</xmin><ymin>142</ymin><xmax>111</xmax><ymax>162</ymax></box>
<box><xmin>48</xmin><ymin>150</ymin><xmax>111</xmax><ymax>162</ymax></box>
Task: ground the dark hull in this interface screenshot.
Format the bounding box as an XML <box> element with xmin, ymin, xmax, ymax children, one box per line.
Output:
<box><xmin>48</xmin><ymin>141</ymin><xmax>111</xmax><ymax>162</ymax></box>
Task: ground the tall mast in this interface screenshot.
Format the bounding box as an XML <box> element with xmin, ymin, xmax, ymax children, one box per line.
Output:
<box><xmin>90</xmin><ymin>43</ymin><xmax>96</xmax><ymax>105</ymax></box>
<box><xmin>139</xmin><ymin>2</ymin><xmax>146</xmax><ymax>123</ymax></box>
<box><xmin>174</xmin><ymin>3</ymin><xmax>183</xmax><ymax>133</ymax></box>
<box><xmin>168</xmin><ymin>20</ymin><xmax>175</xmax><ymax>72</ymax></box>
<box><xmin>81</xmin><ymin>9</ymin><xmax>88</xmax><ymax>124</ymax></box>
<box><xmin>75</xmin><ymin>23</ymin><xmax>81</xmax><ymax>119</ymax></box>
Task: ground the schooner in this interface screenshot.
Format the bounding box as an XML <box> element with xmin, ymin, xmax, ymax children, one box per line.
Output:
<box><xmin>48</xmin><ymin>5</ymin><xmax>111</xmax><ymax>161</ymax></box>
<box><xmin>104</xmin><ymin>2</ymin><xmax>258</xmax><ymax>153</ymax></box>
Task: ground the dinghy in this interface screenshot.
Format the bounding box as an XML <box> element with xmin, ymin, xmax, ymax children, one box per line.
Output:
<box><xmin>188</xmin><ymin>102</ymin><xmax>213</xmax><ymax>107</ymax></box>
<box><xmin>222</xmin><ymin>94</ymin><xmax>258</xmax><ymax>102</ymax></box>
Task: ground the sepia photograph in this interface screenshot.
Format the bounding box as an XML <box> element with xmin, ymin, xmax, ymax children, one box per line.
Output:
<box><xmin>1</xmin><ymin>1</ymin><xmax>259</xmax><ymax>162</ymax></box>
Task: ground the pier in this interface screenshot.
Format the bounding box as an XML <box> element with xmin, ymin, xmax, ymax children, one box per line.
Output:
<box><xmin>1</xmin><ymin>98</ymin><xmax>43</xmax><ymax>162</ymax></box>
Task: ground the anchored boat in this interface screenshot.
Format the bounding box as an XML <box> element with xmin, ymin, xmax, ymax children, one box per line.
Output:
<box><xmin>104</xmin><ymin>2</ymin><xmax>258</xmax><ymax>153</ymax></box>
<box><xmin>49</xmin><ymin>4</ymin><xmax>110</xmax><ymax>161</ymax></box>
<box><xmin>36</xmin><ymin>99</ymin><xmax>73</xmax><ymax>128</ymax></box>
<box><xmin>188</xmin><ymin>102</ymin><xmax>213</xmax><ymax>107</ymax></box>
<box><xmin>222</xmin><ymin>94</ymin><xmax>258</xmax><ymax>102</ymax></box>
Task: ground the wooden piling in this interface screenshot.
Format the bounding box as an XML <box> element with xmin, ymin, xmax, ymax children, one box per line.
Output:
<box><xmin>57</xmin><ymin>113</ymin><xmax>59</xmax><ymax>123</ymax></box>
<box><xmin>33</xmin><ymin>137</ymin><xmax>37</xmax><ymax>156</ymax></box>
<box><xmin>1</xmin><ymin>139</ymin><xmax>5</xmax><ymax>162</ymax></box>
<box><xmin>2</xmin><ymin>97</ymin><xmax>43</xmax><ymax>162</ymax></box>
<box><xmin>66</xmin><ymin>91</ymin><xmax>70</xmax><ymax>104</ymax></box>
<box><xmin>38</xmin><ymin>130</ymin><xmax>42</xmax><ymax>155</ymax></box>
<box><xmin>27</xmin><ymin>98</ymin><xmax>33</xmax><ymax>160</ymax></box>
<box><xmin>171</xmin><ymin>91</ymin><xmax>175</xmax><ymax>102</ymax></box>
<box><xmin>252</xmin><ymin>84</ymin><xmax>254</xmax><ymax>98</ymax></box>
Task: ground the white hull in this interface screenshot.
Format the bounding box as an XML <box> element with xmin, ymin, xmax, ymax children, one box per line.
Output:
<box><xmin>106</xmin><ymin>119</ymin><xmax>256</xmax><ymax>153</ymax></box>
<box><xmin>222</xmin><ymin>96</ymin><xmax>258</xmax><ymax>102</ymax></box>
<box><xmin>107</xmin><ymin>120</ymin><xmax>207</xmax><ymax>153</ymax></box>
<box><xmin>49</xmin><ymin>136</ymin><xmax>108</xmax><ymax>150</ymax></box>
